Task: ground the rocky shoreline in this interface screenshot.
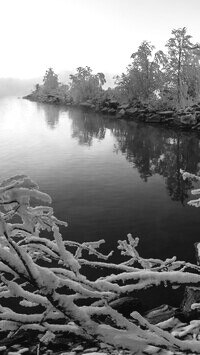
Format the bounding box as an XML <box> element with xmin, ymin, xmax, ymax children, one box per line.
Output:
<box><xmin>24</xmin><ymin>93</ymin><xmax>200</xmax><ymax>132</ymax></box>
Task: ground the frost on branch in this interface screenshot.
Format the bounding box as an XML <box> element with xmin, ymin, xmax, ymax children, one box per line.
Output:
<box><xmin>1</xmin><ymin>175</ymin><xmax>200</xmax><ymax>353</ymax></box>
<box><xmin>181</xmin><ymin>169</ymin><xmax>200</xmax><ymax>207</ymax></box>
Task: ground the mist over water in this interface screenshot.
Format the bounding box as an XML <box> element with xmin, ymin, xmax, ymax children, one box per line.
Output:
<box><xmin>0</xmin><ymin>78</ymin><xmax>40</xmax><ymax>97</ymax></box>
<box><xmin>1</xmin><ymin>97</ymin><xmax>200</xmax><ymax>275</ymax></box>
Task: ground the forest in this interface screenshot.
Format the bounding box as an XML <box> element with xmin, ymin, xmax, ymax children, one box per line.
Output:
<box><xmin>27</xmin><ymin>27</ymin><xmax>200</xmax><ymax>111</ymax></box>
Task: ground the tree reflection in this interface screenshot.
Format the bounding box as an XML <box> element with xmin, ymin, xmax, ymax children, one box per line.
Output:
<box><xmin>37</xmin><ymin>103</ymin><xmax>60</xmax><ymax>129</ymax></box>
<box><xmin>111</xmin><ymin>123</ymin><xmax>165</xmax><ymax>181</ymax></box>
<box><xmin>110</xmin><ymin>121</ymin><xmax>200</xmax><ymax>204</ymax></box>
<box><xmin>68</xmin><ymin>109</ymin><xmax>106</xmax><ymax>146</ymax></box>
<box><xmin>62</xmin><ymin>106</ymin><xmax>200</xmax><ymax>204</ymax></box>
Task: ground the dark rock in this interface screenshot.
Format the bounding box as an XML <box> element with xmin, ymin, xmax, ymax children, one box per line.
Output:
<box><xmin>176</xmin><ymin>286</ymin><xmax>200</xmax><ymax>322</ymax></box>
<box><xmin>80</xmin><ymin>102</ymin><xmax>93</xmax><ymax>108</ymax></box>
<box><xmin>138</xmin><ymin>113</ymin><xmax>147</xmax><ymax>121</ymax></box>
<box><xmin>107</xmin><ymin>108</ymin><xmax>116</xmax><ymax>114</ymax></box>
<box><xmin>157</xmin><ymin>110</ymin><xmax>174</xmax><ymax>117</ymax></box>
<box><xmin>83</xmin><ymin>347</ymin><xmax>99</xmax><ymax>353</ymax></box>
<box><xmin>109</xmin><ymin>296</ymin><xmax>142</xmax><ymax>317</ymax></box>
<box><xmin>116</xmin><ymin>108</ymin><xmax>126</xmax><ymax>118</ymax></box>
<box><xmin>109</xmin><ymin>100</ymin><xmax>119</xmax><ymax>109</ymax></box>
<box><xmin>192</xmin><ymin>123</ymin><xmax>200</xmax><ymax>130</ymax></box>
<box><xmin>191</xmin><ymin>103</ymin><xmax>200</xmax><ymax>109</ymax></box>
<box><xmin>101</xmin><ymin>107</ymin><xmax>109</xmax><ymax>113</ymax></box>
<box><xmin>181</xmin><ymin>286</ymin><xmax>200</xmax><ymax>313</ymax></box>
<box><xmin>173</xmin><ymin>114</ymin><xmax>182</xmax><ymax>126</ymax></box>
<box><xmin>195</xmin><ymin>242</ymin><xmax>200</xmax><ymax>265</ymax></box>
<box><xmin>102</xmin><ymin>100</ymin><xmax>110</xmax><ymax>107</ymax></box>
<box><xmin>177</xmin><ymin>109</ymin><xmax>185</xmax><ymax>115</ymax></box>
<box><xmin>125</xmin><ymin>107</ymin><xmax>138</xmax><ymax>116</ymax></box>
<box><xmin>161</xmin><ymin>117</ymin><xmax>175</xmax><ymax>125</ymax></box>
<box><xmin>0</xmin><ymin>329</ymin><xmax>40</xmax><ymax>348</ymax></box>
<box><xmin>144</xmin><ymin>304</ymin><xmax>176</xmax><ymax>324</ymax></box>
<box><xmin>134</xmin><ymin>101</ymin><xmax>144</xmax><ymax>109</ymax></box>
<box><xmin>137</xmin><ymin>109</ymin><xmax>148</xmax><ymax>114</ymax></box>
<box><xmin>180</xmin><ymin>114</ymin><xmax>196</xmax><ymax>126</ymax></box>
<box><xmin>185</xmin><ymin>107</ymin><xmax>193</xmax><ymax>113</ymax></box>
<box><xmin>195</xmin><ymin>111</ymin><xmax>200</xmax><ymax>121</ymax></box>
<box><xmin>148</xmin><ymin>108</ymin><xmax>157</xmax><ymax>114</ymax></box>
<box><xmin>118</xmin><ymin>103</ymin><xmax>130</xmax><ymax>110</ymax></box>
<box><xmin>146</xmin><ymin>114</ymin><xmax>161</xmax><ymax>123</ymax></box>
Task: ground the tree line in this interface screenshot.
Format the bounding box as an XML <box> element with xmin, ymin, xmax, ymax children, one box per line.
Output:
<box><xmin>33</xmin><ymin>27</ymin><xmax>200</xmax><ymax>109</ymax></box>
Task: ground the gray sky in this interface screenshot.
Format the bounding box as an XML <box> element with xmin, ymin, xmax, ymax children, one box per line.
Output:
<box><xmin>1</xmin><ymin>0</ymin><xmax>200</xmax><ymax>79</ymax></box>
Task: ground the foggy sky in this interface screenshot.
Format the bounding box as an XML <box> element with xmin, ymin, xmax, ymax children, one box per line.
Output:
<box><xmin>1</xmin><ymin>0</ymin><xmax>200</xmax><ymax>79</ymax></box>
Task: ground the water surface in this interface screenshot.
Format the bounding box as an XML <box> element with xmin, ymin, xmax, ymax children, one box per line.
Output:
<box><xmin>1</xmin><ymin>97</ymin><xmax>200</xmax><ymax>282</ymax></box>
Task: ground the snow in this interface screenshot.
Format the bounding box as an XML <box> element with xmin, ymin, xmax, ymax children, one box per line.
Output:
<box><xmin>1</xmin><ymin>173</ymin><xmax>200</xmax><ymax>353</ymax></box>
<box><xmin>52</xmin><ymin>225</ymin><xmax>80</xmax><ymax>274</ymax></box>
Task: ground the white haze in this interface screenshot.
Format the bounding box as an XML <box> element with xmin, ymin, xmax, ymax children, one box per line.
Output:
<box><xmin>0</xmin><ymin>0</ymin><xmax>200</xmax><ymax>95</ymax></box>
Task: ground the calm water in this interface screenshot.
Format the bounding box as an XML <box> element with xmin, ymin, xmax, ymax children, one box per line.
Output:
<box><xmin>1</xmin><ymin>97</ymin><xmax>200</xmax><ymax>274</ymax></box>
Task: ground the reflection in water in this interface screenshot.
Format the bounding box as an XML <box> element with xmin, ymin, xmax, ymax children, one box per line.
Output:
<box><xmin>1</xmin><ymin>98</ymin><xmax>200</xmax><ymax>309</ymax></box>
<box><xmin>110</xmin><ymin>122</ymin><xmax>199</xmax><ymax>204</ymax></box>
<box><xmin>32</xmin><ymin>100</ymin><xmax>200</xmax><ymax>204</ymax></box>
<box><xmin>2</xmin><ymin>98</ymin><xmax>200</xmax><ymax>285</ymax></box>
<box><xmin>66</xmin><ymin>110</ymin><xmax>200</xmax><ymax>204</ymax></box>
<box><xmin>68</xmin><ymin>108</ymin><xmax>106</xmax><ymax>146</ymax></box>
<box><xmin>36</xmin><ymin>102</ymin><xmax>60</xmax><ymax>129</ymax></box>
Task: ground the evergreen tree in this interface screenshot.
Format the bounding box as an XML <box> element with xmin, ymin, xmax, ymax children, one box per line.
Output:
<box><xmin>69</xmin><ymin>67</ymin><xmax>106</xmax><ymax>104</ymax></box>
<box><xmin>43</xmin><ymin>67</ymin><xmax>59</xmax><ymax>93</ymax></box>
<box><xmin>165</xmin><ymin>27</ymin><xmax>200</xmax><ymax>106</ymax></box>
<box><xmin>115</xmin><ymin>41</ymin><xmax>165</xmax><ymax>103</ymax></box>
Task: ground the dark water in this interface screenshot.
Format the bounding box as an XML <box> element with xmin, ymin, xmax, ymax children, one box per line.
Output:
<box><xmin>1</xmin><ymin>97</ymin><xmax>200</xmax><ymax>304</ymax></box>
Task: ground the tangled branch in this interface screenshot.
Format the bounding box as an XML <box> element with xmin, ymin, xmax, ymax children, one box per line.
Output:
<box><xmin>0</xmin><ymin>174</ymin><xmax>199</xmax><ymax>353</ymax></box>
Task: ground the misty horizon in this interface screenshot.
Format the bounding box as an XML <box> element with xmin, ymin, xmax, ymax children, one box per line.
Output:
<box><xmin>0</xmin><ymin>70</ymin><xmax>116</xmax><ymax>97</ymax></box>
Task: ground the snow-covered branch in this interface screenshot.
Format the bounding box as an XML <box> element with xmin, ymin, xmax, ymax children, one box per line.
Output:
<box><xmin>0</xmin><ymin>174</ymin><xmax>200</xmax><ymax>353</ymax></box>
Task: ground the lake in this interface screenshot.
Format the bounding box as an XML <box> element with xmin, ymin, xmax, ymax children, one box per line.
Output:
<box><xmin>1</xmin><ymin>96</ymin><xmax>200</xmax><ymax>303</ymax></box>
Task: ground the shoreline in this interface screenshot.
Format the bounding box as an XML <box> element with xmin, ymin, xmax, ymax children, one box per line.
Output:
<box><xmin>23</xmin><ymin>93</ymin><xmax>200</xmax><ymax>132</ymax></box>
